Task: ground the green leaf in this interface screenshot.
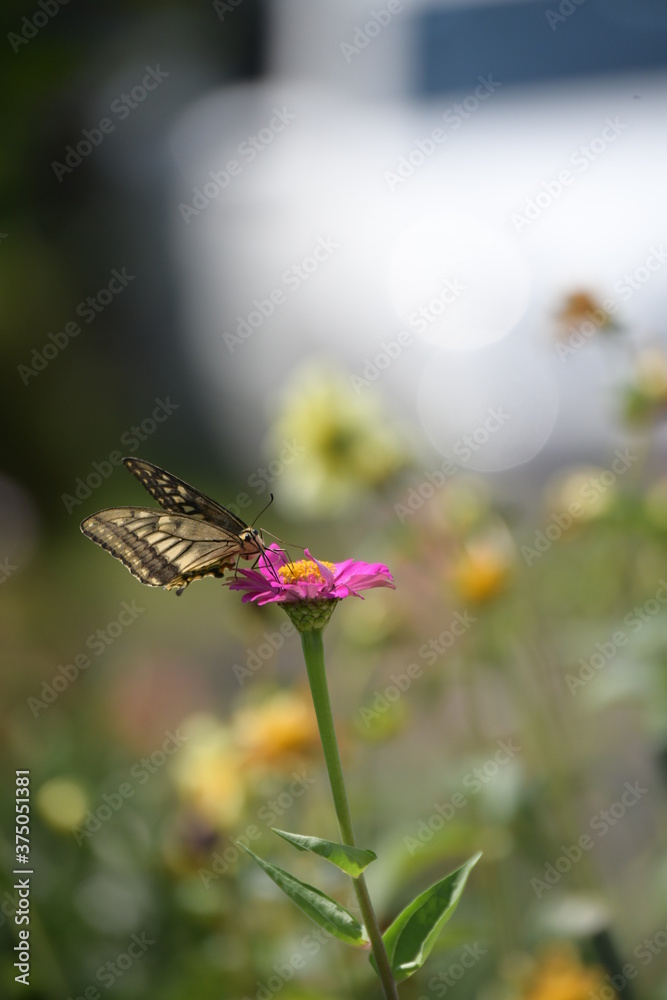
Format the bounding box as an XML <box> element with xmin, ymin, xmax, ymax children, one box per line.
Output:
<box><xmin>375</xmin><ymin>852</ymin><xmax>482</xmax><ymax>982</ymax></box>
<box><xmin>238</xmin><ymin>844</ymin><xmax>369</xmax><ymax>948</ymax></box>
<box><xmin>272</xmin><ymin>828</ymin><xmax>377</xmax><ymax>878</ymax></box>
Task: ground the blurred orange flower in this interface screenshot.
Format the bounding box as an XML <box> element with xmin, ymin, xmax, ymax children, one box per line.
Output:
<box><xmin>453</xmin><ymin>544</ymin><xmax>512</xmax><ymax>603</ymax></box>
<box><xmin>452</xmin><ymin>527</ymin><xmax>515</xmax><ymax>604</ymax></box>
<box><xmin>522</xmin><ymin>945</ymin><xmax>614</xmax><ymax>1000</ymax></box>
<box><xmin>233</xmin><ymin>690</ymin><xmax>319</xmax><ymax>767</ymax></box>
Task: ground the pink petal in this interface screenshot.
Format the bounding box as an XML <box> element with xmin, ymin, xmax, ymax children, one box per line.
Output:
<box><xmin>304</xmin><ymin>549</ymin><xmax>336</xmax><ymax>588</ymax></box>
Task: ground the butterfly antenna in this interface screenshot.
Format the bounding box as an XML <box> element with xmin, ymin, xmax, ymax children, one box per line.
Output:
<box><xmin>248</xmin><ymin>493</ymin><xmax>279</xmax><ymax>581</ymax></box>
<box><xmin>252</xmin><ymin>493</ymin><xmax>274</xmax><ymax>527</ymax></box>
<box><xmin>251</xmin><ymin>493</ymin><xmax>304</xmax><ymax>570</ymax></box>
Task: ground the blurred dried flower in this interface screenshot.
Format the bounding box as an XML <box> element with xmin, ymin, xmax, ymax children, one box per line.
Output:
<box><xmin>555</xmin><ymin>290</ymin><xmax>617</xmax><ymax>339</ymax></box>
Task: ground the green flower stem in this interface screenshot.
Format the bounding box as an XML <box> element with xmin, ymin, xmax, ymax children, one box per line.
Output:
<box><xmin>300</xmin><ymin>628</ymin><xmax>399</xmax><ymax>1000</ymax></box>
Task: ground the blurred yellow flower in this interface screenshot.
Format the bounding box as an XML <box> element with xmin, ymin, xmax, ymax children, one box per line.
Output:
<box><xmin>170</xmin><ymin>693</ymin><xmax>318</xmax><ymax>829</ymax></box>
<box><xmin>633</xmin><ymin>348</ymin><xmax>667</xmax><ymax>401</ymax></box>
<box><xmin>645</xmin><ymin>476</ymin><xmax>667</xmax><ymax>529</ymax></box>
<box><xmin>623</xmin><ymin>348</ymin><xmax>667</xmax><ymax>423</ymax></box>
<box><xmin>36</xmin><ymin>777</ymin><xmax>88</xmax><ymax>832</ymax></box>
<box><xmin>545</xmin><ymin>466</ymin><xmax>616</xmax><ymax>524</ymax></box>
<box><xmin>521</xmin><ymin>945</ymin><xmax>614</xmax><ymax>1000</ymax></box>
<box><xmin>269</xmin><ymin>361</ymin><xmax>409</xmax><ymax>515</ymax></box>
<box><xmin>233</xmin><ymin>690</ymin><xmax>319</xmax><ymax>767</ymax></box>
<box><xmin>171</xmin><ymin>714</ymin><xmax>245</xmax><ymax>830</ymax></box>
<box><xmin>433</xmin><ymin>475</ymin><xmax>492</xmax><ymax>535</ymax></box>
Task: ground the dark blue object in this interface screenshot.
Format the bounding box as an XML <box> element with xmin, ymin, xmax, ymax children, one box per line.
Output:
<box><xmin>415</xmin><ymin>0</ymin><xmax>667</xmax><ymax>94</ymax></box>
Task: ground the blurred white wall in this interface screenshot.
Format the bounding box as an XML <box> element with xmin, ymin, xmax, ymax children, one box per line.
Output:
<box><xmin>169</xmin><ymin>1</ymin><xmax>667</xmax><ymax>481</ymax></box>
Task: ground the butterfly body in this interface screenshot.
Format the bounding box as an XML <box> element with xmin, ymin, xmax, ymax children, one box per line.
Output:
<box><xmin>80</xmin><ymin>458</ymin><xmax>265</xmax><ymax>594</ymax></box>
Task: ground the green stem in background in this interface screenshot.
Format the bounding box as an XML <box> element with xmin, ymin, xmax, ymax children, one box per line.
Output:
<box><xmin>300</xmin><ymin>628</ymin><xmax>399</xmax><ymax>1000</ymax></box>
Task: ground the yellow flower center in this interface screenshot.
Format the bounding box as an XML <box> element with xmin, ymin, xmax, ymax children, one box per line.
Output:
<box><xmin>279</xmin><ymin>559</ymin><xmax>335</xmax><ymax>585</ymax></box>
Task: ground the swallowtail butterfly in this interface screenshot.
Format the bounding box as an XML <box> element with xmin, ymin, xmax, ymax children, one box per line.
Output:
<box><xmin>80</xmin><ymin>458</ymin><xmax>267</xmax><ymax>595</ymax></box>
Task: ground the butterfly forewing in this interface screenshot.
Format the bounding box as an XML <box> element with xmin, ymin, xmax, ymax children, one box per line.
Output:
<box><xmin>123</xmin><ymin>457</ymin><xmax>249</xmax><ymax>532</ymax></box>
<box><xmin>80</xmin><ymin>459</ymin><xmax>266</xmax><ymax>593</ymax></box>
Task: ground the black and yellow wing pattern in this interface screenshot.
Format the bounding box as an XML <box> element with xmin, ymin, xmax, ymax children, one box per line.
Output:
<box><xmin>80</xmin><ymin>458</ymin><xmax>265</xmax><ymax>594</ymax></box>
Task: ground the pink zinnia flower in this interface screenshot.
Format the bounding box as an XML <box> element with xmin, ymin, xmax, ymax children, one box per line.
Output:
<box><xmin>229</xmin><ymin>545</ymin><xmax>395</xmax><ymax>607</ymax></box>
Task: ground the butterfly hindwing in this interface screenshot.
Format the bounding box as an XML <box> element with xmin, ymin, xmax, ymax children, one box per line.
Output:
<box><xmin>80</xmin><ymin>459</ymin><xmax>266</xmax><ymax>593</ymax></box>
